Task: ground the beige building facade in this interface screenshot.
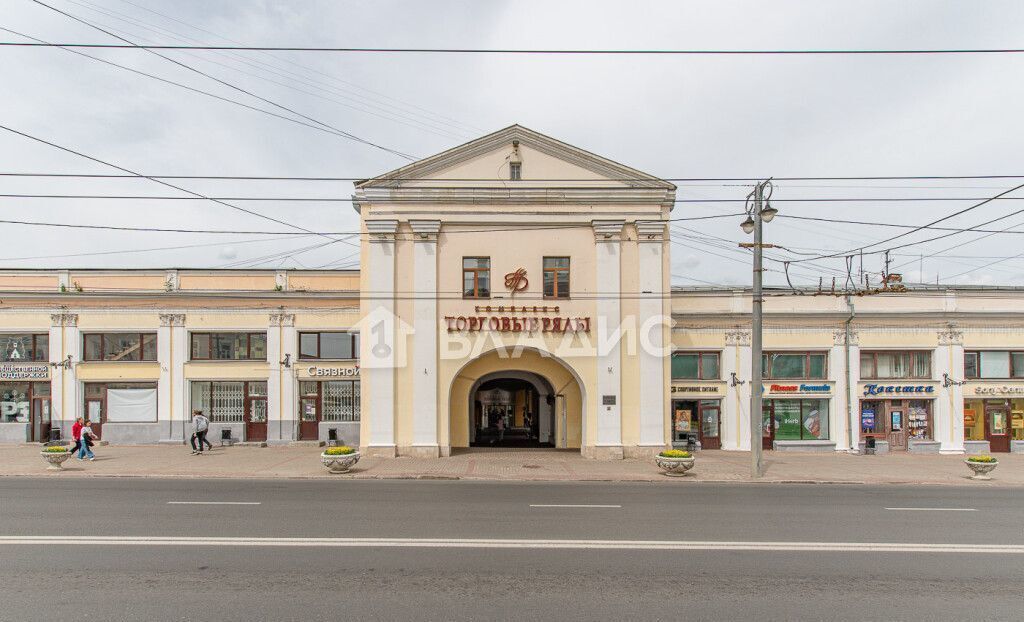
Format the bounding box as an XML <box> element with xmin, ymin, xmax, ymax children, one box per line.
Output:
<box><xmin>0</xmin><ymin>127</ymin><xmax>1022</xmax><ymax>455</ymax></box>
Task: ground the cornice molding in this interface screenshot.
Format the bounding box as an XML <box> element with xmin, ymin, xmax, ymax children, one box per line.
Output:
<box><xmin>592</xmin><ymin>219</ymin><xmax>625</xmax><ymax>242</ymax></box>
<box><xmin>409</xmin><ymin>219</ymin><xmax>442</xmax><ymax>241</ymax></box>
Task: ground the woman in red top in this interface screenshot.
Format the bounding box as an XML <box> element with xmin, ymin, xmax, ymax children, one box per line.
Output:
<box><xmin>70</xmin><ymin>417</ymin><xmax>84</xmax><ymax>455</ymax></box>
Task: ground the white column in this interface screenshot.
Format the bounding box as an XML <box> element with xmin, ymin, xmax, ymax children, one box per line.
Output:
<box><xmin>593</xmin><ymin>220</ymin><xmax>625</xmax><ymax>456</ymax></box>
<box><xmin>410</xmin><ymin>220</ymin><xmax>440</xmax><ymax>456</ymax></box>
<box><xmin>636</xmin><ymin>222</ymin><xmax>668</xmax><ymax>449</ymax></box>
<box><xmin>723</xmin><ymin>329</ymin><xmax>751</xmax><ymax>450</ymax></box>
<box><xmin>48</xmin><ymin>313</ymin><xmax>79</xmax><ymax>438</ymax></box>
<box><xmin>267</xmin><ymin>313</ymin><xmax>296</xmax><ymax>444</ymax></box>
<box><xmin>935</xmin><ymin>328</ymin><xmax>965</xmax><ymax>453</ymax></box>
<box><xmin>830</xmin><ymin>329</ymin><xmax>860</xmax><ymax>451</ymax></box>
<box><xmin>362</xmin><ymin>220</ymin><xmax>398</xmax><ymax>456</ymax></box>
<box><xmin>157</xmin><ymin>313</ymin><xmax>186</xmax><ymax>443</ymax></box>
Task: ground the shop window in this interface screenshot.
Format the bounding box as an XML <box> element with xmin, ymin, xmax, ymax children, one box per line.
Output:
<box><xmin>0</xmin><ymin>333</ymin><xmax>48</xmax><ymax>362</ymax></box>
<box><xmin>671</xmin><ymin>351</ymin><xmax>720</xmax><ymax>380</ymax></box>
<box><xmin>298</xmin><ymin>332</ymin><xmax>359</xmax><ymax>360</ymax></box>
<box><xmin>82</xmin><ymin>333</ymin><xmax>157</xmax><ymax>362</ymax></box>
<box><xmin>299</xmin><ymin>380</ymin><xmax>360</xmax><ymax>422</ymax></box>
<box><xmin>191</xmin><ymin>381</ymin><xmax>266</xmax><ymax>423</ymax></box>
<box><xmin>762</xmin><ymin>352</ymin><xmax>827</xmax><ymax>379</ymax></box>
<box><xmin>543</xmin><ymin>257</ymin><xmax>570</xmax><ymax>299</ymax></box>
<box><xmin>964</xmin><ymin>351</ymin><xmax>1024</xmax><ymax>379</ymax></box>
<box><xmin>462</xmin><ymin>257</ymin><xmax>491</xmax><ymax>299</ymax></box>
<box><xmin>767</xmin><ymin>398</ymin><xmax>829</xmax><ymax>440</ymax></box>
<box><xmin>190</xmin><ymin>333</ymin><xmax>267</xmax><ymax>360</ymax></box>
<box><xmin>1</xmin><ymin>382</ymin><xmax>31</xmax><ymax>423</ymax></box>
<box><xmin>84</xmin><ymin>382</ymin><xmax>158</xmax><ymax>423</ymax></box>
<box><xmin>860</xmin><ymin>351</ymin><xmax>931</xmax><ymax>379</ymax></box>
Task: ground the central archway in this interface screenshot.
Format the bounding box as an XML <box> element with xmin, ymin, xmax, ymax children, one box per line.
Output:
<box><xmin>448</xmin><ymin>348</ymin><xmax>585</xmax><ymax>451</ymax></box>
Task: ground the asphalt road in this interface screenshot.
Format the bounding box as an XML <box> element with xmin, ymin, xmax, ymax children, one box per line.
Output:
<box><xmin>1</xmin><ymin>478</ymin><xmax>1022</xmax><ymax>621</ymax></box>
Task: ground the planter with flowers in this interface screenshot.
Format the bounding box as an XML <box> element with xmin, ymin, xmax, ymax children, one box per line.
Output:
<box><xmin>965</xmin><ymin>455</ymin><xmax>998</xmax><ymax>480</ymax></box>
<box><xmin>41</xmin><ymin>445</ymin><xmax>71</xmax><ymax>471</ymax></box>
<box><xmin>320</xmin><ymin>446</ymin><xmax>360</xmax><ymax>474</ymax></box>
<box><xmin>654</xmin><ymin>449</ymin><xmax>696</xmax><ymax>477</ymax></box>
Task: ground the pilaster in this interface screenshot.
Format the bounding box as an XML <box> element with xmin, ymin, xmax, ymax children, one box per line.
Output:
<box><xmin>157</xmin><ymin>313</ymin><xmax>187</xmax><ymax>443</ymax></box>
<box><xmin>635</xmin><ymin>221</ymin><xmax>668</xmax><ymax>448</ymax></box>
<box><xmin>362</xmin><ymin>220</ymin><xmax>398</xmax><ymax>456</ymax></box>
<box><xmin>267</xmin><ymin>313</ymin><xmax>297</xmax><ymax>444</ymax></box>
<box><xmin>936</xmin><ymin>327</ymin><xmax>965</xmax><ymax>453</ymax></box>
<box><xmin>831</xmin><ymin>328</ymin><xmax>860</xmax><ymax>451</ymax></box>
<box><xmin>48</xmin><ymin>313</ymin><xmax>79</xmax><ymax>437</ymax></box>
<box><xmin>409</xmin><ymin>220</ymin><xmax>440</xmax><ymax>457</ymax></box>
<box><xmin>593</xmin><ymin>220</ymin><xmax>625</xmax><ymax>455</ymax></box>
<box><xmin>724</xmin><ymin>329</ymin><xmax>751</xmax><ymax>450</ymax></box>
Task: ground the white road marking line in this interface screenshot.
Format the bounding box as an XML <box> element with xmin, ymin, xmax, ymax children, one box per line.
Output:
<box><xmin>884</xmin><ymin>507</ymin><xmax>977</xmax><ymax>511</ymax></box>
<box><xmin>529</xmin><ymin>504</ymin><xmax>622</xmax><ymax>508</ymax></box>
<box><xmin>167</xmin><ymin>502</ymin><xmax>261</xmax><ymax>505</ymax></box>
<box><xmin>0</xmin><ymin>536</ymin><xmax>1020</xmax><ymax>554</ymax></box>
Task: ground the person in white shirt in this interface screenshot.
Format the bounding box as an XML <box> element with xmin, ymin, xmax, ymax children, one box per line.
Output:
<box><xmin>190</xmin><ymin>410</ymin><xmax>212</xmax><ymax>455</ymax></box>
<box><xmin>78</xmin><ymin>420</ymin><xmax>96</xmax><ymax>461</ymax></box>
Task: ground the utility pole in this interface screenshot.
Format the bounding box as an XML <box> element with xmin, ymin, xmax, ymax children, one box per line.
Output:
<box><xmin>740</xmin><ymin>180</ymin><xmax>776</xmax><ymax>478</ymax></box>
<box><xmin>750</xmin><ymin>183</ymin><xmax>765</xmax><ymax>478</ymax></box>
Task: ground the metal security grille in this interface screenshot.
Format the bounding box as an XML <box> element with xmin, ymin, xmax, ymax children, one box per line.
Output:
<box><xmin>321</xmin><ymin>380</ymin><xmax>360</xmax><ymax>422</ymax></box>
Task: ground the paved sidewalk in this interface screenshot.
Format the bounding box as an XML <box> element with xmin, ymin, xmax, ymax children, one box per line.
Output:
<box><xmin>4</xmin><ymin>444</ymin><xmax>1022</xmax><ymax>485</ymax></box>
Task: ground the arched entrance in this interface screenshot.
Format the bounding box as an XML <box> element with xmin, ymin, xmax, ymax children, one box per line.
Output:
<box><xmin>470</xmin><ymin>371</ymin><xmax>555</xmax><ymax>448</ymax></box>
<box><xmin>448</xmin><ymin>348</ymin><xmax>585</xmax><ymax>451</ymax></box>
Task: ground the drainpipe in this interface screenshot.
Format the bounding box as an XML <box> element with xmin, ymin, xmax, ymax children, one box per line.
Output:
<box><xmin>844</xmin><ymin>296</ymin><xmax>857</xmax><ymax>454</ymax></box>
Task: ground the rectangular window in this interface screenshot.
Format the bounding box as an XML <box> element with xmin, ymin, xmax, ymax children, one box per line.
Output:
<box><xmin>190</xmin><ymin>381</ymin><xmax>267</xmax><ymax>423</ymax></box>
<box><xmin>0</xmin><ymin>334</ymin><xmax>48</xmax><ymax>362</ymax></box>
<box><xmin>964</xmin><ymin>351</ymin><xmax>1024</xmax><ymax>379</ymax></box>
<box><xmin>509</xmin><ymin>162</ymin><xmax>522</xmax><ymax>181</ymax></box>
<box><xmin>81</xmin><ymin>333</ymin><xmax>157</xmax><ymax>362</ymax></box>
<box><xmin>297</xmin><ymin>332</ymin><xmax>359</xmax><ymax>360</ymax></box>
<box><xmin>84</xmin><ymin>382</ymin><xmax>158</xmax><ymax>423</ymax></box>
<box><xmin>763</xmin><ymin>352</ymin><xmax>828</xmax><ymax>379</ymax></box>
<box><xmin>860</xmin><ymin>351</ymin><xmax>932</xmax><ymax>379</ymax></box>
<box><xmin>769</xmin><ymin>399</ymin><xmax>829</xmax><ymax>440</ymax></box>
<box><xmin>671</xmin><ymin>351</ymin><xmax>720</xmax><ymax>380</ymax></box>
<box><xmin>190</xmin><ymin>333</ymin><xmax>267</xmax><ymax>360</ymax></box>
<box><xmin>543</xmin><ymin>257</ymin><xmax>570</xmax><ymax>299</ymax></box>
<box><xmin>462</xmin><ymin>257</ymin><xmax>491</xmax><ymax>299</ymax></box>
<box><xmin>298</xmin><ymin>380</ymin><xmax>360</xmax><ymax>422</ymax></box>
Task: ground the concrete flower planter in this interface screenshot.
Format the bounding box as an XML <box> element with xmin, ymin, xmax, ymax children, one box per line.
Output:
<box><xmin>41</xmin><ymin>449</ymin><xmax>71</xmax><ymax>471</ymax></box>
<box><xmin>965</xmin><ymin>459</ymin><xmax>998</xmax><ymax>480</ymax></box>
<box><xmin>320</xmin><ymin>451</ymin><xmax>360</xmax><ymax>474</ymax></box>
<box><xmin>654</xmin><ymin>455</ymin><xmax>696</xmax><ymax>477</ymax></box>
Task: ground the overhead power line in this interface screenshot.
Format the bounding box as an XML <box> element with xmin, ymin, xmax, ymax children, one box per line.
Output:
<box><xmin>0</xmin><ymin>124</ymin><xmax>356</xmax><ymax>248</ymax></box>
<box><xmin>4</xmin><ymin>193</ymin><xmax>1024</xmax><ymax>203</ymax></box>
<box><xmin>1</xmin><ymin>172</ymin><xmax>1022</xmax><ymax>181</ymax></box>
<box><xmin>26</xmin><ymin>0</ymin><xmax>416</xmax><ymax>161</ymax></box>
<box><xmin>3</xmin><ymin>42</ymin><xmax>1024</xmax><ymax>54</ymax></box>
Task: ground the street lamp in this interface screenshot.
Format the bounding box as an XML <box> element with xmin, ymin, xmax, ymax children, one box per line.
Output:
<box><xmin>741</xmin><ymin>179</ymin><xmax>776</xmax><ymax>478</ymax></box>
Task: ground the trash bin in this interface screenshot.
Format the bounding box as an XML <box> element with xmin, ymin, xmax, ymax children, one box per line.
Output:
<box><xmin>49</xmin><ymin>428</ymin><xmax>62</xmax><ymax>443</ymax></box>
<box><xmin>865</xmin><ymin>437</ymin><xmax>876</xmax><ymax>455</ymax></box>
<box><xmin>327</xmin><ymin>428</ymin><xmax>339</xmax><ymax>445</ymax></box>
<box><xmin>686</xmin><ymin>434</ymin><xmax>697</xmax><ymax>452</ymax></box>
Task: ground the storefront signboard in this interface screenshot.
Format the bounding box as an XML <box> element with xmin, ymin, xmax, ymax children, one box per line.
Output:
<box><xmin>671</xmin><ymin>385</ymin><xmax>722</xmax><ymax>395</ymax></box>
<box><xmin>444</xmin><ymin>315</ymin><xmax>590</xmax><ymax>334</ymax></box>
<box><xmin>862</xmin><ymin>384</ymin><xmax>935</xmax><ymax>396</ymax></box>
<box><xmin>768</xmin><ymin>383</ymin><xmax>831</xmax><ymax>394</ymax></box>
<box><xmin>304</xmin><ymin>366</ymin><xmax>360</xmax><ymax>377</ymax></box>
<box><xmin>971</xmin><ymin>385</ymin><xmax>1024</xmax><ymax>396</ymax></box>
<box><xmin>0</xmin><ymin>364</ymin><xmax>49</xmax><ymax>380</ymax></box>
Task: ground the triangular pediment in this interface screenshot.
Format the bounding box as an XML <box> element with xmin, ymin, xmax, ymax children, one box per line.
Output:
<box><xmin>356</xmin><ymin>125</ymin><xmax>675</xmax><ymax>190</ymax></box>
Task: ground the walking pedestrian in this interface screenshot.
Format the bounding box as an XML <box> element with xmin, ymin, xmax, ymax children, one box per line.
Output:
<box><xmin>190</xmin><ymin>410</ymin><xmax>211</xmax><ymax>455</ymax></box>
<box><xmin>69</xmin><ymin>417</ymin><xmax>83</xmax><ymax>456</ymax></box>
<box><xmin>78</xmin><ymin>419</ymin><xmax>96</xmax><ymax>461</ymax></box>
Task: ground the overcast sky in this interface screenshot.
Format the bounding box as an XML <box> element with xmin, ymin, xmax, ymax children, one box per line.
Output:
<box><xmin>2</xmin><ymin>0</ymin><xmax>1023</xmax><ymax>288</ymax></box>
